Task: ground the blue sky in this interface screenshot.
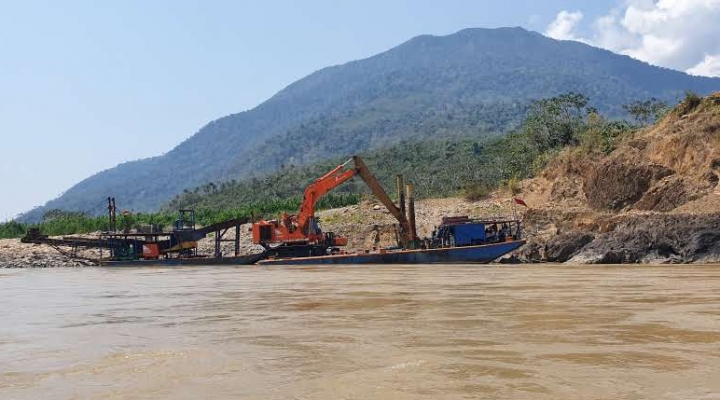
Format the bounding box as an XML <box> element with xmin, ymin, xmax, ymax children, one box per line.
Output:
<box><xmin>2</xmin><ymin>0</ymin><xmax>717</xmax><ymax>221</ymax></box>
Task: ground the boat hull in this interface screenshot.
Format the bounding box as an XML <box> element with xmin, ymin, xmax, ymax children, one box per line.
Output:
<box><xmin>99</xmin><ymin>253</ymin><xmax>265</xmax><ymax>267</ymax></box>
<box><xmin>258</xmin><ymin>240</ymin><xmax>525</xmax><ymax>266</ymax></box>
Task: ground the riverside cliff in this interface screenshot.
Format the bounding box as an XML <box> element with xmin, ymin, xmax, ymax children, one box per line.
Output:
<box><xmin>513</xmin><ymin>92</ymin><xmax>720</xmax><ymax>263</ymax></box>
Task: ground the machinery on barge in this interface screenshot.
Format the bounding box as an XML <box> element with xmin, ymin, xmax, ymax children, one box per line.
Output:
<box><xmin>253</xmin><ymin>155</ymin><xmax>525</xmax><ymax>265</ymax></box>
<box><xmin>257</xmin><ymin>215</ymin><xmax>525</xmax><ymax>265</ymax></box>
<box><xmin>21</xmin><ymin>155</ymin><xmax>525</xmax><ymax>266</ymax></box>
<box><xmin>252</xmin><ymin>156</ymin><xmax>416</xmax><ymax>258</ymax></box>
<box><xmin>21</xmin><ymin>203</ymin><xmax>264</xmax><ymax>266</ymax></box>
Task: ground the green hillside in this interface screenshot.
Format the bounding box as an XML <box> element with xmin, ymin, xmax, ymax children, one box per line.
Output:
<box><xmin>20</xmin><ymin>27</ymin><xmax>720</xmax><ymax>222</ymax></box>
<box><xmin>1</xmin><ymin>91</ymin><xmax>666</xmax><ymax>239</ymax></box>
<box><xmin>164</xmin><ymin>92</ymin><xmax>635</xmax><ymax>211</ymax></box>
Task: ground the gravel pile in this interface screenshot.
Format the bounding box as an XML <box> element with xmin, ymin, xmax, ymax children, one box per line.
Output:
<box><xmin>0</xmin><ymin>239</ymin><xmax>97</xmax><ymax>268</ymax></box>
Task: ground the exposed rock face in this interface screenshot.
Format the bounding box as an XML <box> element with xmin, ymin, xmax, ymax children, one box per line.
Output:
<box><xmin>584</xmin><ymin>159</ymin><xmax>674</xmax><ymax>211</ymax></box>
<box><xmin>633</xmin><ymin>176</ymin><xmax>709</xmax><ymax>212</ymax></box>
<box><xmin>570</xmin><ymin>213</ymin><xmax>720</xmax><ymax>264</ymax></box>
<box><xmin>544</xmin><ymin>233</ymin><xmax>594</xmax><ymax>263</ymax></box>
<box><xmin>510</xmin><ymin>93</ymin><xmax>720</xmax><ymax>264</ymax></box>
<box><xmin>513</xmin><ymin>211</ymin><xmax>720</xmax><ymax>264</ymax></box>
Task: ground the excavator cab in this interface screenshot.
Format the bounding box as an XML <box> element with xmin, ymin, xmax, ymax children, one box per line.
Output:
<box><xmin>258</xmin><ymin>224</ymin><xmax>273</xmax><ymax>242</ymax></box>
<box><xmin>252</xmin><ymin>220</ymin><xmax>279</xmax><ymax>244</ymax></box>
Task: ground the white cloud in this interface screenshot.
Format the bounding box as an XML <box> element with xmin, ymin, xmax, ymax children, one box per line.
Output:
<box><xmin>625</xmin><ymin>34</ymin><xmax>682</xmax><ymax>65</ymax></box>
<box><xmin>545</xmin><ymin>10</ymin><xmax>584</xmax><ymax>41</ymax></box>
<box><xmin>687</xmin><ymin>54</ymin><xmax>720</xmax><ymax>77</ymax></box>
<box><xmin>544</xmin><ymin>1</ymin><xmax>720</xmax><ymax>77</ymax></box>
<box><xmin>591</xmin><ymin>11</ymin><xmax>636</xmax><ymax>52</ymax></box>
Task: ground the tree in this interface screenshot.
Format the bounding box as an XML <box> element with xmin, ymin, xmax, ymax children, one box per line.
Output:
<box><xmin>524</xmin><ymin>92</ymin><xmax>589</xmax><ymax>153</ymax></box>
<box><xmin>622</xmin><ymin>98</ymin><xmax>669</xmax><ymax>125</ymax></box>
<box><xmin>581</xmin><ymin>112</ymin><xmax>633</xmax><ymax>155</ymax></box>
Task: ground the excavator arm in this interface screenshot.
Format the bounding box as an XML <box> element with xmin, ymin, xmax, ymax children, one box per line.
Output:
<box><xmin>294</xmin><ymin>155</ymin><xmax>414</xmax><ymax>244</ymax></box>
<box><xmin>295</xmin><ymin>158</ymin><xmax>358</xmax><ymax>230</ymax></box>
<box><xmin>253</xmin><ymin>155</ymin><xmax>415</xmax><ymax>248</ymax></box>
<box><xmin>352</xmin><ymin>156</ymin><xmax>414</xmax><ymax>245</ymax></box>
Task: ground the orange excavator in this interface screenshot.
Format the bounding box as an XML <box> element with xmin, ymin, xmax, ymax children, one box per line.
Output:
<box><xmin>252</xmin><ymin>155</ymin><xmax>414</xmax><ymax>258</ymax></box>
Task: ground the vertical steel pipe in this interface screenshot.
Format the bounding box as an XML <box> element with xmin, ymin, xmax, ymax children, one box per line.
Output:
<box><xmin>397</xmin><ymin>174</ymin><xmax>406</xmax><ymax>220</ymax></box>
<box><xmin>406</xmin><ymin>183</ymin><xmax>417</xmax><ymax>244</ymax></box>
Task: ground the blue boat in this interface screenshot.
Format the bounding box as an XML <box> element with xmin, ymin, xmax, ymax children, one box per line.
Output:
<box><xmin>258</xmin><ymin>239</ymin><xmax>525</xmax><ymax>265</ymax></box>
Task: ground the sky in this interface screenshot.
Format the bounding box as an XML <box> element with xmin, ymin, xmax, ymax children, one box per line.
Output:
<box><xmin>1</xmin><ymin>0</ymin><xmax>719</xmax><ymax>221</ymax></box>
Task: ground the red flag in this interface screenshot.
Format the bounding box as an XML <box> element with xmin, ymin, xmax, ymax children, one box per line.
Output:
<box><xmin>514</xmin><ymin>198</ymin><xmax>527</xmax><ymax>207</ymax></box>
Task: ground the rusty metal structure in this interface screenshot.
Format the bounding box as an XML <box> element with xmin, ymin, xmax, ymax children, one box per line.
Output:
<box><xmin>21</xmin><ymin>208</ymin><xmax>256</xmax><ymax>265</ymax></box>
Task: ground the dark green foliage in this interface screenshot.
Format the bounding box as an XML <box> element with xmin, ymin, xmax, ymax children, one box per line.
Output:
<box><xmin>221</xmin><ymin>101</ymin><xmax>523</xmax><ymax>175</ymax></box>
<box><xmin>0</xmin><ymin>92</ymin><xmax>645</xmax><ymax>238</ymax></box>
<box><xmin>0</xmin><ymin>221</ymin><xmax>27</xmax><ymax>239</ymax></box>
<box><xmin>43</xmin><ymin>209</ymin><xmax>89</xmax><ymax>221</ymax></box>
<box><xmin>167</xmin><ymin>93</ymin><xmax>625</xmax><ymax>209</ymax></box>
<box><xmin>164</xmin><ymin>141</ymin><xmax>497</xmax><ymax>209</ymax></box>
<box><xmin>23</xmin><ymin>27</ymin><xmax>720</xmax><ymax>222</ymax></box>
<box><xmin>622</xmin><ymin>98</ymin><xmax>669</xmax><ymax>125</ymax></box>
<box><xmin>488</xmin><ymin>93</ymin><xmax>634</xmax><ymax>177</ymax></box>
<box><xmin>524</xmin><ymin>92</ymin><xmax>588</xmax><ymax>153</ymax></box>
<box><xmin>1</xmin><ymin>211</ymin><xmax>111</xmax><ymax>239</ymax></box>
<box><xmin>581</xmin><ymin>115</ymin><xmax>634</xmax><ymax>155</ymax></box>
<box><xmin>0</xmin><ymin>194</ymin><xmax>360</xmax><ymax>239</ymax></box>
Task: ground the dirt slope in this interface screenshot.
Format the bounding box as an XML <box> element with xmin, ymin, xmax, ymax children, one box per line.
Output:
<box><xmin>514</xmin><ymin>92</ymin><xmax>720</xmax><ymax>263</ymax></box>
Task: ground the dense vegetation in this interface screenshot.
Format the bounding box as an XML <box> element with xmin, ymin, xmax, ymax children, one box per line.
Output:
<box><xmin>22</xmin><ymin>27</ymin><xmax>720</xmax><ymax>222</ymax></box>
<box><xmin>0</xmin><ymin>194</ymin><xmax>359</xmax><ymax>239</ymax></box>
<box><xmin>165</xmin><ymin>92</ymin><xmax>639</xmax><ymax>211</ymax></box>
<box><xmin>2</xmin><ymin>91</ymin><xmax>697</xmax><ymax>239</ymax></box>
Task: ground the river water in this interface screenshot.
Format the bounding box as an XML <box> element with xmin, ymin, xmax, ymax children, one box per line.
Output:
<box><xmin>1</xmin><ymin>264</ymin><xmax>720</xmax><ymax>399</ymax></box>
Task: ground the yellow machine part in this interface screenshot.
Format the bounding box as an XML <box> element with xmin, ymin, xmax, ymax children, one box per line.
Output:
<box><xmin>163</xmin><ymin>241</ymin><xmax>198</xmax><ymax>254</ymax></box>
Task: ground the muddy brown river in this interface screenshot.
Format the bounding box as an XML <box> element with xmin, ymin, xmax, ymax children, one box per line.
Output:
<box><xmin>1</xmin><ymin>264</ymin><xmax>720</xmax><ymax>399</ymax></box>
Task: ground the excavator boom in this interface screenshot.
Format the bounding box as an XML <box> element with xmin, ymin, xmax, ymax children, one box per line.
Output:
<box><xmin>296</xmin><ymin>158</ymin><xmax>356</xmax><ymax>230</ymax></box>
<box><xmin>252</xmin><ymin>155</ymin><xmax>415</xmax><ymax>248</ymax></box>
<box><xmin>352</xmin><ymin>156</ymin><xmax>413</xmax><ymax>244</ymax></box>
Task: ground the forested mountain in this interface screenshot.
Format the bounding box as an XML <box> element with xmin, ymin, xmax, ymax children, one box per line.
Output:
<box><xmin>21</xmin><ymin>27</ymin><xmax>720</xmax><ymax>221</ymax></box>
<box><xmin>163</xmin><ymin>91</ymin><xmax>639</xmax><ymax>212</ymax></box>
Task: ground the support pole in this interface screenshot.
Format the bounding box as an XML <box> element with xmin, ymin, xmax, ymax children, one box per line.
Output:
<box><xmin>107</xmin><ymin>197</ymin><xmax>112</xmax><ymax>230</ymax></box>
<box><xmin>111</xmin><ymin>197</ymin><xmax>117</xmax><ymax>232</ymax></box>
<box><xmin>234</xmin><ymin>224</ymin><xmax>240</xmax><ymax>256</ymax></box>
<box><xmin>396</xmin><ymin>174</ymin><xmax>406</xmax><ymax>219</ymax></box>
<box><xmin>214</xmin><ymin>230</ymin><xmax>221</xmax><ymax>258</ymax></box>
<box><xmin>406</xmin><ymin>183</ymin><xmax>417</xmax><ymax>247</ymax></box>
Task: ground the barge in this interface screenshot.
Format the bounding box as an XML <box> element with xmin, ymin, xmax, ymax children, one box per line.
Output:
<box><xmin>100</xmin><ymin>252</ymin><xmax>265</xmax><ymax>267</ymax></box>
<box><xmin>259</xmin><ymin>240</ymin><xmax>525</xmax><ymax>265</ymax></box>
<box><xmin>260</xmin><ymin>216</ymin><xmax>525</xmax><ymax>265</ymax></box>
<box><xmin>250</xmin><ymin>156</ymin><xmax>526</xmax><ymax>264</ymax></box>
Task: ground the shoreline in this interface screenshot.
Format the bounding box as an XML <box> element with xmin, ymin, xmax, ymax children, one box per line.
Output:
<box><xmin>4</xmin><ymin>196</ymin><xmax>719</xmax><ymax>267</ymax></box>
